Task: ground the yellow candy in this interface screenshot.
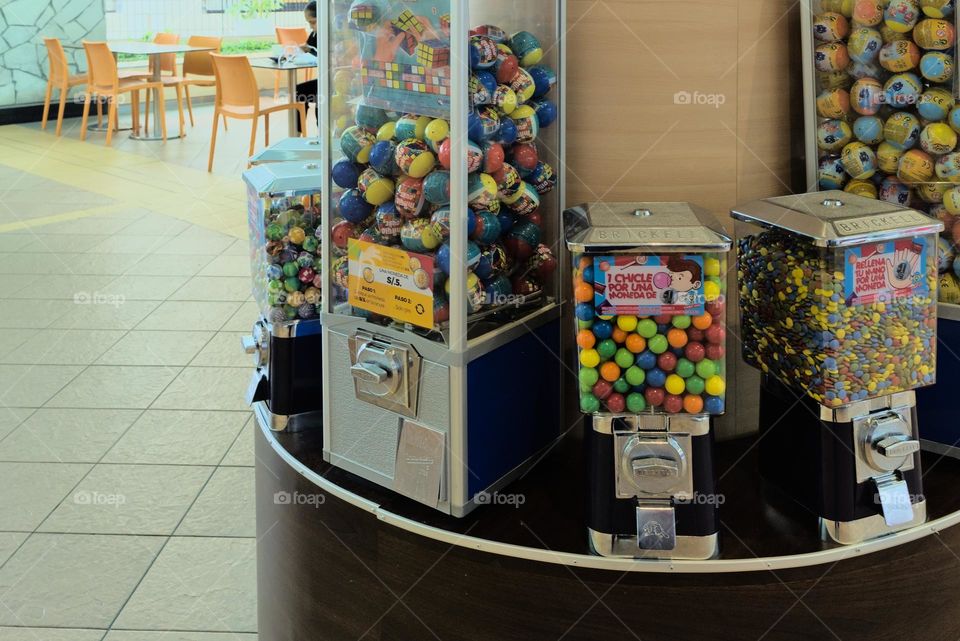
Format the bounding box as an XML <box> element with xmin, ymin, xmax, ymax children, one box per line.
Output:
<box><xmin>616</xmin><ymin>315</ymin><xmax>638</xmax><ymax>332</ymax></box>
<box><xmin>665</xmin><ymin>374</ymin><xmax>686</xmax><ymax>396</ymax></box>
<box><xmin>705</xmin><ymin>375</ymin><xmax>726</xmax><ymax>397</ymax></box>
<box><xmin>704</xmin><ymin>280</ymin><xmax>721</xmax><ymax>302</ymax></box>
<box><xmin>704</xmin><ymin>257</ymin><xmax>721</xmax><ymax>277</ymax></box>
<box><xmin>580</xmin><ymin>349</ymin><xmax>600</xmax><ymax>368</ymax></box>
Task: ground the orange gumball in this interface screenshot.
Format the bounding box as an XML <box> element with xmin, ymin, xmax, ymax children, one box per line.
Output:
<box><xmin>576</xmin><ymin>329</ymin><xmax>596</xmax><ymax>349</ymax></box>
<box><xmin>625</xmin><ymin>334</ymin><xmax>646</xmax><ymax>354</ymax></box>
<box><xmin>611</xmin><ymin>327</ymin><xmax>627</xmax><ymax>343</ymax></box>
<box><xmin>600</xmin><ymin>362</ymin><xmax>621</xmax><ymax>382</ymax></box>
<box><xmin>683</xmin><ymin>394</ymin><xmax>704</xmax><ymax>414</ymax></box>
<box><xmin>692</xmin><ymin>313</ymin><xmax>713</xmax><ymax>330</ymax></box>
<box><xmin>579</xmin><ymin>256</ymin><xmax>592</xmax><ymax>269</ymax></box>
<box><xmin>574</xmin><ymin>281</ymin><xmax>593</xmax><ymax>303</ymax></box>
<box><xmin>667</xmin><ymin>327</ymin><xmax>688</xmax><ymax>348</ymax></box>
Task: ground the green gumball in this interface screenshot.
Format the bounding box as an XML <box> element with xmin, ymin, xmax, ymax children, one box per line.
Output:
<box><xmin>613</xmin><ymin>377</ymin><xmax>630</xmax><ymax>394</ymax></box>
<box><xmin>686</xmin><ymin>375</ymin><xmax>705</xmax><ymax>395</ymax></box>
<box><xmin>580</xmin><ymin>393</ymin><xmax>601</xmax><ymax>413</ymax></box>
<box><xmin>626</xmin><ymin>392</ymin><xmax>646</xmax><ymax>413</ymax></box>
<box><xmin>625</xmin><ymin>366</ymin><xmax>646</xmax><ymax>386</ymax></box>
<box><xmin>614</xmin><ymin>348</ymin><xmax>634</xmax><ymax>369</ymax></box>
<box><xmin>648</xmin><ymin>334</ymin><xmax>668</xmax><ymax>354</ymax></box>
<box><xmin>597</xmin><ymin>339</ymin><xmax>617</xmax><ymax>360</ymax></box>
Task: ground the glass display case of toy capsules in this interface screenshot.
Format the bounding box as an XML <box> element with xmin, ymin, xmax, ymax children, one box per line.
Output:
<box><xmin>249</xmin><ymin>137</ymin><xmax>323</xmax><ymax>166</ymax></box>
<box><xmin>803</xmin><ymin>2</ymin><xmax>960</xmax><ymax>211</ymax></box>
<box><xmin>732</xmin><ymin>191</ymin><xmax>943</xmax><ymax>543</ymax></box>
<box><xmin>563</xmin><ymin>202</ymin><xmax>730</xmax><ymax>560</ymax></box>
<box><xmin>318</xmin><ymin>0</ymin><xmax>565</xmax><ymax>516</ymax></box>
<box><xmin>243</xmin><ymin>161</ymin><xmax>324</xmax><ymax>432</ymax></box>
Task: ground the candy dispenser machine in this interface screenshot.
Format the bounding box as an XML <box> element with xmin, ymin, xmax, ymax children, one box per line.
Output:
<box><xmin>249</xmin><ymin>137</ymin><xmax>323</xmax><ymax>166</ymax></box>
<box><xmin>564</xmin><ymin>202</ymin><xmax>730</xmax><ymax>560</ymax></box>
<box><xmin>732</xmin><ymin>191</ymin><xmax>942</xmax><ymax>544</ymax></box>
<box><xmin>318</xmin><ymin>0</ymin><xmax>565</xmax><ymax>516</ymax></box>
<box><xmin>243</xmin><ymin>161</ymin><xmax>324</xmax><ymax>432</ymax></box>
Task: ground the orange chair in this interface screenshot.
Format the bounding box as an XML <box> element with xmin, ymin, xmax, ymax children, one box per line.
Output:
<box><xmin>179</xmin><ymin>35</ymin><xmax>223</xmax><ymax>127</ymax></box>
<box><xmin>273</xmin><ymin>26</ymin><xmax>309</xmax><ymax>100</ymax></box>
<box><xmin>208</xmin><ymin>54</ymin><xmax>306</xmax><ymax>172</ymax></box>
<box><xmin>81</xmin><ymin>41</ymin><xmax>166</xmax><ymax>145</ymax></box>
<box><xmin>41</xmin><ymin>38</ymin><xmax>88</xmax><ymax>136</ymax></box>
<box><xmin>143</xmin><ymin>32</ymin><xmax>186</xmax><ymax>138</ymax></box>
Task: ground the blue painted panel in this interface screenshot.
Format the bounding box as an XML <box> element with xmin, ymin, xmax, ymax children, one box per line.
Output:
<box><xmin>918</xmin><ymin>315</ymin><xmax>960</xmax><ymax>448</ymax></box>
<box><xmin>466</xmin><ymin>320</ymin><xmax>563</xmax><ymax>497</ymax></box>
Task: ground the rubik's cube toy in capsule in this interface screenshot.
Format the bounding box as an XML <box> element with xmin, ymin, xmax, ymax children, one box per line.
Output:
<box><xmin>416</xmin><ymin>39</ymin><xmax>451</xmax><ymax>68</ymax></box>
<box><xmin>391</xmin><ymin>9</ymin><xmax>425</xmax><ymax>55</ymax></box>
<box><xmin>348</xmin><ymin>3</ymin><xmax>377</xmax><ymax>31</ymax></box>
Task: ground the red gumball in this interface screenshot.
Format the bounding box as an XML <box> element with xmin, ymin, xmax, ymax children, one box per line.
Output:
<box><xmin>438</xmin><ymin>138</ymin><xmax>451</xmax><ymax>170</ymax></box>
<box><xmin>526</xmin><ymin>210</ymin><xmax>542</xmax><ymax>227</ymax></box>
<box><xmin>687</xmin><ymin>327</ymin><xmax>705</xmax><ymax>342</ymax></box>
<box><xmin>654</xmin><ymin>314</ymin><xmax>672</xmax><ymax>325</ymax></box>
<box><xmin>663</xmin><ymin>394</ymin><xmax>684</xmax><ymax>414</ymax></box>
<box><xmin>657</xmin><ymin>351</ymin><xmax>677</xmax><ymax>372</ymax></box>
<box><xmin>705</xmin><ymin>300</ymin><xmax>724</xmax><ymax>318</ymax></box>
<box><xmin>684</xmin><ymin>341</ymin><xmax>706</xmax><ymax>363</ymax></box>
<box><xmin>644</xmin><ymin>386</ymin><xmax>665</xmax><ymax>407</ymax></box>
<box><xmin>511</xmin><ymin>143</ymin><xmax>539</xmax><ymax>172</ymax></box>
<box><xmin>332</xmin><ymin>220</ymin><xmax>358</xmax><ymax>249</ymax></box>
<box><xmin>605</xmin><ymin>392</ymin><xmax>626</xmax><ymax>413</ymax></box>
<box><xmin>705</xmin><ymin>343</ymin><xmax>725</xmax><ymax>361</ymax></box>
<box><xmin>496</xmin><ymin>54</ymin><xmax>519</xmax><ymax>84</ymax></box>
<box><xmin>705</xmin><ymin>324</ymin><xmax>725</xmax><ymax>345</ymax></box>
<box><xmin>593</xmin><ymin>379</ymin><xmax>613</xmax><ymax>400</ymax></box>
<box><xmin>483</xmin><ymin>142</ymin><xmax>505</xmax><ymax>174</ymax></box>
<box><xmin>298</xmin><ymin>267</ymin><xmax>315</xmax><ymax>283</ymax></box>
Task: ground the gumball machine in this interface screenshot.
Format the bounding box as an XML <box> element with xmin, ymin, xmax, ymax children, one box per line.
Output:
<box><xmin>249</xmin><ymin>137</ymin><xmax>323</xmax><ymax>166</ymax></box>
<box><xmin>732</xmin><ymin>191</ymin><xmax>942</xmax><ymax>544</ymax></box>
<box><xmin>318</xmin><ymin>0</ymin><xmax>565</xmax><ymax>516</ymax></box>
<box><xmin>242</xmin><ymin>161</ymin><xmax>324</xmax><ymax>432</ymax></box>
<box><xmin>564</xmin><ymin>202</ymin><xmax>731</xmax><ymax>559</ymax></box>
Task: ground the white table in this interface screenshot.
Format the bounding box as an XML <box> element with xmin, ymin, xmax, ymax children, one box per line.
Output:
<box><xmin>250</xmin><ymin>58</ymin><xmax>318</xmax><ymax>137</ymax></box>
<box><xmin>65</xmin><ymin>41</ymin><xmax>214</xmax><ymax>140</ymax></box>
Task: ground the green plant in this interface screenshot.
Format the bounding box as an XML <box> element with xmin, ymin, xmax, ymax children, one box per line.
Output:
<box><xmin>228</xmin><ymin>0</ymin><xmax>284</xmax><ymax>19</ymax></box>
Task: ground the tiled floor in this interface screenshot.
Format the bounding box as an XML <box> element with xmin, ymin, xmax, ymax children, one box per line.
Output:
<box><xmin>0</xmin><ymin>99</ymin><xmax>280</xmax><ymax>640</ymax></box>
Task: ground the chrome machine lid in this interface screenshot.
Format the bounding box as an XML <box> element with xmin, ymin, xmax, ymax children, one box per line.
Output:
<box><xmin>248</xmin><ymin>137</ymin><xmax>322</xmax><ymax>166</ymax></box>
<box><xmin>730</xmin><ymin>191</ymin><xmax>943</xmax><ymax>247</ymax></box>
<box><xmin>563</xmin><ymin>202</ymin><xmax>732</xmax><ymax>254</ymax></box>
<box><xmin>242</xmin><ymin>160</ymin><xmax>322</xmax><ymax>198</ymax></box>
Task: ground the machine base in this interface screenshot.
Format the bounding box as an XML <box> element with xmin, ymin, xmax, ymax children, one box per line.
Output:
<box><xmin>820</xmin><ymin>499</ymin><xmax>928</xmax><ymax>545</ymax></box>
<box><xmin>252</xmin><ymin>400</ymin><xmax>322</xmax><ymax>434</ymax></box>
<box><xmin>588</xmin><ymin>529</ymin><xmax>719</xmax><ymax>560</ymax></box>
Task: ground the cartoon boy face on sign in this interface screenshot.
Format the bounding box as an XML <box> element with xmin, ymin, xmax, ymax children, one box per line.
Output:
<box><xmin>666</xmin><ymin>256</ymin><xmax>703</xmax><ymax>292</ymax></box>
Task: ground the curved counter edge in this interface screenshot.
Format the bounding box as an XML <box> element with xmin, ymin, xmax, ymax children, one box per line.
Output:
<box><xmin>256</xmin><ymin>412</ymin><xmax>960</xmax><ymax>574</ymax></box>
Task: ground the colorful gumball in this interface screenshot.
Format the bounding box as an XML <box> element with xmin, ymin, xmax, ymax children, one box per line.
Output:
<box><xmin>368</xmin><ymin>140</ymin><xmax>399</xmax><ymax>176</ymax></box>
<box><xmin>531</xmin><ymin>99</ymin><xmax>558</xmax><ymax>128</ymax></box>
<box><xmin>883</xmin><ymin>111</ymin><xmax>920</xmax><ymax>150</ymax></box>
<box><xmin>847</xmin><ymin>26</ymin><xmax>883</xmax><ymax>64</ymax></box>
<box><xmin>502</xmin><ymin>181</ymin><xmax>540</xmax><ymax>215</ymax></box>
<box><xmin>878</xmin><ymin>40</ymin><xmax>920</xmax><ymax>72</ymax></box>
<box><xmin>920</xmin><ymin>52</ymin><xmax>954</xmax><ymax>82</ymax></box>
<box><xmin>357</xmin><ymin>168</ymin><xmax>394</xmax><ymax>206</ymax></box>
<box><xmin>492</xmin><ymin>85</ymin><xmax>518</xmax><ymax>114</ymax></box>
<box><xmin>423</xmin><ymin>170</ymin><xmax>451</xmax><ymax>205</ymax></box>
<box><xmin>815</xmin><ymin>11</ymin><xmax>852</xmax><ymax>39</ymax></box>
<box><xmin>394</xmin><ymin>114</ymin><xmax>431</xmax><ymax>141</ymax></box>
<box><xmin>331</xmin><ymin>220</ymin><xmax>359</xmax><ymax>250</ymax></box>
<box><xmin>917</xmin><ymin>87</ymin><xmax>953</xmax><ymax>121</ymax></box>
<box><xmin>815</xmin><ymin>42</ymin><xmax>850</xmax><ymax>71</ymax></box>
<box><xmin>469</xmin><ymin>35</ymin><xmax>499</xmax><ymax>69</ymax></box>
<box><xmin>400</xmin><ymin>218</ymin><xmax>441</xmax><ymax>253</ymax></box>
<box><xmin>375</xmin><ymin>203</ymin><xmax>403</xmax><ymax>242</ymax></box>
<box><xmin>425</xmin><ymin>119</ymin><xmax>449</xmax><ymax>149</ymax></box>
<box><xmin>338</xmin><ymin>189</ymin><xmax>372</xmax><ymax>224</ymax></box>
<box><xmin>395</xmin><ymin>139</ymin><xmax>436</xmax><ymax>178</ymax></box>
<box><xmin>510</xmin><ymin>31</ymin><xmax>543</xmax><ymax>65</ymax></box>
<box><xmin>469</xmin><ymin>70</ymin><xmax>497</xmax><ymax>106</ymax></box>
<box><xmin>496</xmin><ymin>117</ymin><xmax>519</xmax><ymax>145</ymax></box>
<box><xmin>920</xmin><ymin>122</ymin><xmax>958</xmax><ymax>155</ymax></box>
<box><xmin>848</xmin><ymin>79</ymin><xmax>879</xmax><ymax>115</ymax></box>
<box><xmin>470</xmin><ymin>106</ymin><xmax>501</xmax><ymax>142</ymax></box>
<box><xmin>885</xmin><ymin>0</ymin><xmax>921</xmax><ymax>32</ymax></box>
<box><xmin>898</xmin><ymin>148</ymin><xmax>935</xmax><ymax>183</ymax></box>
<box><xmin>340</xmin><ymin>126</ymin><xmax>376</xmax><ymax>163</ymax></box>
<box><xmin>914</xmin><ymin>18</ymin><xmax>955</xmax><ymax>48</ymax></box>
<box><xmin>493</xmin><ymin>162</ymin><xmax>523</xmax><ymax>198</ymax></box>
<box><xmin>853</xmin><ymin>116</ymin><xmax>884</xmax><ymax>144</ymax></box>
<box><xmin>467</xmin><ymin>172</ymin><xmax>499</xmax><ymax>212</ymax></box>
<box><xmin>482</xmin><ymin>142</ymin><xmax>505</xmax><ymax>174</ymax></box>
<box><xmin>817</xmin><ymin>119</ymin><xmax>853</xmax><ymax>152</ymax></box>
<box><xmin>494</xmin><ymin>46</ymin><xmax>519</xmax><ymax>83</ymax></box>
<box><xmin>528</xmin><ymin>65</ymin><xmax>557</xmax><ymax>98</ymax></box>
<box><xmin>511</xmin><ymin>143</ymin><xmax>539</xmax><ymax>172</ymax></box>
<box><xmin>841</xmin><ymin>141</ymin><xmax>878</xmax><ymax>179</ymax></box>
<box><xmin>528</xmin><ymin>162</ymin><xmax>557</xmax><ymax>195</ymax></box>
<box><xmin>393</xmin><ymin>177</ymin><xmax>425</xmax><ymax>219</ymax></box>
<box><xmin>471</xmin><ymin>211</ymin><xmax>502</xmax><ymax>244</ymax></box>
<box><xmin>510</xmin><ymin>68</ymin><xmax>536</xmax><ymax>104</ymax></box>
<box><xmin>332</xmin><ymin>159</ymin><xmax>362</xmax><ymax>189</ymax></box>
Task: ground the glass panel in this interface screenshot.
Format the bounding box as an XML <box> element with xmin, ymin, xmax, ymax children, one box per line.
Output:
<box><xmin>325</xmin><ymin>0</ymin><xmax>561</xmax><ymax>347</ymax></box>
<box><xmin>737</xmin><ymin>220</ymin><xmax>938</xmax><ymax>406</ymax></box>
<box><xmin>571</xmin><ymin>249</ymin><xmax>729</xmax><ymax>416</ymax></box>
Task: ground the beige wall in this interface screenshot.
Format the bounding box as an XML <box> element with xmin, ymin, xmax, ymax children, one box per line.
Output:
<box><xmin>563</xmin><ymin>0</ymin><xmax>805</xmax><ymax>438</ymax></box>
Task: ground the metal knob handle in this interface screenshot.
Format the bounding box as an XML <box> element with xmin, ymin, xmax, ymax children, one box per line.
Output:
<box><xmin>241</xmin><ymin>335</ymin><xmax>258</xmax><ymax>355</ymax></box>
<box><xmin>876</xmin><ymin>435</ymin><xmax>920</xmax><ymax>459</ymax></box>
<box><xmin>350</xmin><ymin>362</ymin><xmax>390</xmax><ymax>385</ymax></box>
<box><xmin>631</xmin><ymin>457</ymin><xmax>680</xmax><ymax>479</ymax></box>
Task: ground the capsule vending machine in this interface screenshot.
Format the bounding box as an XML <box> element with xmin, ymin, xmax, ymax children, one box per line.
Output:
<box><xmin>565</xmin><ymin>203</ymin><xmax>730</xmax><ymax>559</ymax></box>
<box><xmin>319</xmin><ymin>0</ymin><xmax>566</xmax><ymax>515</ymax></box>
<box><xmin>243</xmin><ymin>161</ymin><xmax>324</xmax><ymax>431</ymax></box>
<box><xmin>732</xmin><ymin>191</ymin><xmax>942</xmax><ymax>544</ymax></box>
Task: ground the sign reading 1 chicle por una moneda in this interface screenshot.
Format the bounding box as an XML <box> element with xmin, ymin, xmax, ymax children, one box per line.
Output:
<box><xmin>593</xmin><ymin>254</ymin><xmax>706</xmax><ymax>317</ymax></box>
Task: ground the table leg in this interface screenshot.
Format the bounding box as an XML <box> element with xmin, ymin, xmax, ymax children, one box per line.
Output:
<box><xmin>88</xmin><ymin>52</ymin><xmax>132</xmax><ymax>133</ymax></box>
<box><xmin>130</xmin><ymin>54</ymin><xmax>183</xmax><ymax>141</ymax></box>
<box><xmin>288</xmin><ymin>69</ymin><xmax>298</xmax><ymax>138</ymax></box>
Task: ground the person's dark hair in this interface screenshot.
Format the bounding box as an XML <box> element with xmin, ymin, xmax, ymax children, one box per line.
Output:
<box><xmin>666</xmin><ymin>256</ymin><xmax>702</xmax><ymax>284</ymax></box>
<box><xmin>305</xmin><ymin>1</ymin><xmax>317</xmax><ymax>16</ymax></box>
